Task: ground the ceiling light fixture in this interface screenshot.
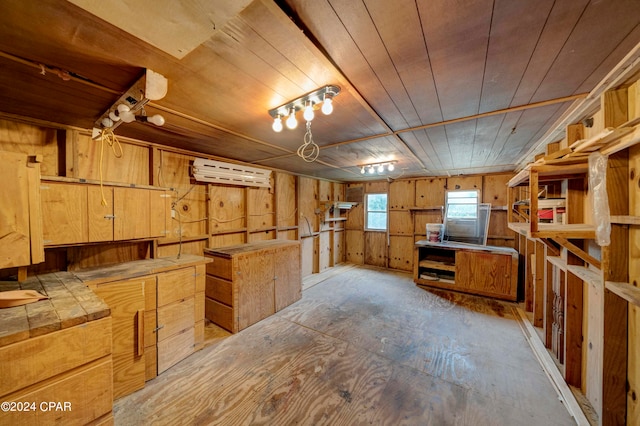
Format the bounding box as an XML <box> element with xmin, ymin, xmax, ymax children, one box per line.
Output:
<box><xmin>268</xmin><ymin>85</ymin><xmax>340</xmax><ymax>163</ymax></box>
<box><xmin>92</xmin><ymin>69</ymin><xmax>168</xmax><ymax>139</ymax></box>
<box><xmin>359</xmin><ymin>161</ymin><xmax>398</xmax><ymax>175</ymax></box>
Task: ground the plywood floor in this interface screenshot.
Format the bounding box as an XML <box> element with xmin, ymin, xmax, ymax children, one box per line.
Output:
<box><xmin>114</xmin><ymin>265</ymin><xmax>576</xmax><ymax>425</ymax></box>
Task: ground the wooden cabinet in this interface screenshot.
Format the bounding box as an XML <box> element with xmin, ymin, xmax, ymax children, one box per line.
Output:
<box><xmin>204</xmin><ymin>240</ymin><xmax>301</xmax><ymax>333</ymax></box>
<box><xmin>80</xmin><ymin>255</ymin><xmax>209</xmax><ymax>399</ymax></box>
<box><xmin>93</xmin><ymin>277</ymin><xmax>147</xmax><ymax>400</ymax></box>
<box><xmin>41</xmin><ymin>178</ymin><xmax>171</xmax><ymax>246</ymax></box>
<box><xmin>0</xmin><ymin>272</ymin><xmax>112</xmax><ymax>425</ymax></box>
<box><xmin>0</xmin><ymin>151</ymin><xmax>44</xmax><ymax>269</ymax></box>
<box><xmin>414</xmin><ymin>240</ymin><xmax>518</xmax><ymax>301</ymax></box>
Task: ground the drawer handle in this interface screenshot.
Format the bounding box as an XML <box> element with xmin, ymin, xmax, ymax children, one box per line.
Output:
<box><xmin>154</xmin><ymin>325</ymin><xmax>165</xmax><ymax>333</ymax></box>
<box><xmin>104</xmin><ymin>215</ymin><xmax>116</xmax><ymax>219</ymax></box>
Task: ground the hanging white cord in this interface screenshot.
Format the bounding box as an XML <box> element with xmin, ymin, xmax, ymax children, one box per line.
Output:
<box><xmin>297</xmin><ymin>121</ymin><xmax>319</xmax><ymax>162</ymax></box>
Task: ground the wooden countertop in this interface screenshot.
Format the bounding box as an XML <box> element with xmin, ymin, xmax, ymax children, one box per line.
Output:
<box><xmin>0</xmin><ymin>254</ymin><xmax>211</xmax><ymax>347</ymax></box>
<box><xmin>204</xmin><ymin>240</ymin><xmax>300</xmax><ymax>258</ymax></box>
<box><xmin>415</xmin><ymin>240</ymin><xmax>518</xmax><ymax>257</ymax></box>
<box><xmin>73</xmin><ymin>254</ymin><xmax>211</xmax><ymax>286</ymax></box>
<box><xmin>0</xmin><ymin>272</ymin><xmax>110</xmax><ymax>347</ymax></box>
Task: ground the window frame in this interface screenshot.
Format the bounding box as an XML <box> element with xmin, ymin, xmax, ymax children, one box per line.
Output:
<box><xmin>364</xmin><ymin>192</ymin><xmax>388</xmax><ymax>231</ymax></box>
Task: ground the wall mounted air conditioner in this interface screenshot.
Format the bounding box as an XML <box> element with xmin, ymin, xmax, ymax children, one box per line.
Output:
<box><xmin>192</xmin><ymin>158</ymin><xmax>271</xmax><ymax>188</ymax></box>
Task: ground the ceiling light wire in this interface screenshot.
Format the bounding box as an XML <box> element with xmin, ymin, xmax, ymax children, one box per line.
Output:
<box><xmin>297</xmin><ymin>121</ymin><xmax>319</xmax><ymax>162</ymax></box>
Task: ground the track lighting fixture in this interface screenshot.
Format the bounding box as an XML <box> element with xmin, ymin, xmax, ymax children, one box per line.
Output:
<box><xmin>267</xmin><ymin>85</ymin><xmax>340</xmax><ymax>163</ymax></box>
<box><xmin>359</xmin><ymin>161</ymin><xmax>397</xmax><ymax>175</ymax></box>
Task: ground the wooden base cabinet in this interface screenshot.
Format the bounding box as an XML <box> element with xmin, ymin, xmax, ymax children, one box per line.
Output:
<box><xmin>81</xmin><ymin>256</ymin><xmax>209</xmax><ymax>399</ymax></box>
<box><xmin>414</xmin><ymin>240</ymin><xmax>518</xmax><ymax>301</ymax></box>
<box><xmin>204</xmin><ymin>240</ymin><xmax>301</xmax><ymax>333</ymax></box>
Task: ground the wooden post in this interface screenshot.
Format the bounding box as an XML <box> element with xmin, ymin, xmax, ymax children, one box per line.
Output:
<box><xmin>533</xmin><ymin>240</ymin><xmax>545</xmax><ymax>327</ymax></box>
<box><xmin>565</xmin><ymin>251</ymin><xmax>583</xmax><ymax>388</ymax></box>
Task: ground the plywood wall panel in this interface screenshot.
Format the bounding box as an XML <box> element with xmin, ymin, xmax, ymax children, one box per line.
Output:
<box><xmin>157</xmin><ymin>240</ymin><xmax>207</xmax><ymax>258</ymax></box>
<box><xmin>365</xmin><ymin>181</ymin><xmax>388</xmax><ymax>194</ymax></box>
<box><xmin>413</xmin><ymin>211</ymin><xmax>442</xmax><ymax>236</ymax></box>
<box><xmin>389</xmin><ymin>211</ymin><xmax>413</xmax><ymax>235</ymax></box>
<box><xmin>277</xmin><ymin>230</ymin><xmax>298</xmax><ymax>241</ymax></box>
<box><xmin>388</xmin><ymin>235</ymin><xmax>413</xmax><ymax>271</ymax></box>
<box><xmin>298</xmin><ymin>177</ymin><xmax>318</xmax><ymax>234</ymax></box>
<box><xmin>209</xmin><ymin>185</ymin><xmax>246</xmax><ymax>233</ymax></box>
<box><xmin>447</xmin><ymin>175</ymin><xmax>482</xmax><ymax>193</ymax></box>
<box><xmin>389</xmin><ymin>179</ymin><xmax>415</xmax><ymax>209</ymax></box>
<box><xmin>248</xmin><ymin>230</ymin><xmax>276</xmax><ymax>242</ymax></box>
<box><xmin>67</xmin><ymin>242</ymin><xmax>150</xmax><ymax>270</ymax></box>
<box><xmin>300</xmin><ymin>237</ymin><xmax>316</xmax><ymax>277</ymax></box>
<box><xmin>247</xmin><ymin>187</ymin><xmax>274</xmax><ymax>231</ymax></box>
<box><xmin>275</xmin><ymin>172</ymin><xmax>297</xmax><ymax>229</ymax></box>
<box><xmin>415</xmin><ymin>178</ymin><xmax>446</xmax><ymax>207</ymax></box>
<box><xmin>159</xmin><ymin>151</ymin><xmax>207</xmax><ymax>238</ymax></box>
<box><xmin>346</xmin><ymin>200</ymin><xmax>364</xmax><ymax>230</ymax></box>
<box><xmin>365</xmin><ymin>232</ymin><xmax>387</xmax><ymax>267</ymax></box>
<box><xmin>0</xmin><ymin>119</ymin><xmax>58</xmax><ymax>176</ymax></box>
<box><xmin>333</xmin><ymin>229</ymin><xmax>344</xmax><ymax>265</ymax></box>
<box><xmin>319</xmin><ymin>231</ymin><xmax>331</xmax><ymax>272</ymax></box>
<box><xmin>483</xmin><ymin>174</ymin><xmax>510</xmax><ymax>206</ymax></box>
<box><xmin>345</xmin><ymin>230</ymin><xmax>364</xmax><ymax>264</ymax></box>
<box><xmin>318</xmin><ymin>180</ymin><xmax>332</xmax><ymax>204</ymax></box>
<box><xmin>76</xmin><ymin>133</ymin><xmax>149</xmax><ymax>185</ymax></box>
<box><xmin>210</xmin><ymin>233</ymin><xmax>245</xmax><ymax>248</ymax></box>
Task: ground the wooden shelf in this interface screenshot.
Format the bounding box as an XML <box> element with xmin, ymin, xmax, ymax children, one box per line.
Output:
<box><xmin>605</xmin><ymin>281</ymin><xmax>640</xmax><ymax>307</ymax></box>
<box><xmin>508</xmin><ymin>162</ymin><xmax>588</xmax><ymax>187</ymax></box>
<box><xmin>248</xmin><ymin>227</ymin><xmax>277</xmax><ymax>233</ymax></box>
<box><xmin>324</xmin><ymin>218</ymin><xmax>347</xmax><ymax>222</ymax></box>
<box><xmin>157</xmin><ymin>235</ymin><xmax>209</xmax><ymax>245</ymax></box>
<box><xmin>546</xmin><ymin>256</ymin><xmax>567</xmax><ymax>271</ymax></box>
<box><xmin>610</xmin><ymin>215</ymin><xmax>640</xmax><ymax>225</ymax></box>
<box><xmin>508</xmin><ymin>222</ymin><xmax>596</xmax><ymax>239</ymax></box>
<box><xmin>567</xmin><ymin>265</ymin><xmax>602</xmax><ymax>288</ymax></box>
<box><xmin>418</xmin><ymin>259</ymin><xmax>455</xmax><ymax>272</ymax></box>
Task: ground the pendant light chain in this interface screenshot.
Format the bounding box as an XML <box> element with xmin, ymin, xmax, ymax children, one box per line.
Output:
<box><xmin>297</xmin><ymin>121</ymin><xmax>319</xmax><ymax>162</ymax></box>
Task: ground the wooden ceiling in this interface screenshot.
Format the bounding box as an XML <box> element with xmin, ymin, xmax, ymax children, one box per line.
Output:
<box><xmin>0</xmin><ymin>0</ymin><xmax>639</xmax><ymax>181</ymax></box>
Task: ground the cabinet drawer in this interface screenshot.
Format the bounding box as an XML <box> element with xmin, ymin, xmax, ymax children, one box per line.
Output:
<box><xmin>157</xmin><ymin>297</ymin><xmax>195</xmax><ymax>341</ymax></box>
<box><xmin>157</xmin><ymin>327</ymin><xmax>194</xmax><ymax>374</ymax></box>
<box><xmin>145</xmin><ymin>345</ymin><xmax>157</xmax><ymax>381</ymax></box>
<box><xmin>205</xmin><ymin>255</ymin><xmax>232</xmax><ymax>280</ymax></box>
<box><xmin>205</xmin><ymin>297</ymin><xmax>234</xmax><ymax>332</ymax></box>
<box><xmin>206</xmin><ymin>275</ymin><xmax>233</xmax><ymax>306</ymax></box>
<box><xmin>157</xmin><ymin>267</ymin><xmax>195</xmax><ymax>306</ymax></box>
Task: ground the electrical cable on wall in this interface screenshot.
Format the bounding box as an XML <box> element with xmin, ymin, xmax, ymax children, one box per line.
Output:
<box><xmin>98</xmin><ymin>128</ymin><xmax>123</xmax><ymax>206</ymax></box>
<box><xmin>297</xmin><ymin>121</ymin><xmax>319</xmax><ymax>162</ymax></box>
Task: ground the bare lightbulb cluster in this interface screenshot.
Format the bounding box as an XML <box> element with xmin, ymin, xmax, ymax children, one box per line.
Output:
<box><xmin>360</xmin><ymin>161</ymin><xmax>396</xmax><ymax>174</ymax></box>
<box><xmin>101</xmin><ymin>103</ymin><xmax>165</xmax><ymax>128</ymax></box>
<box><xmin>269</xmin><ymin>85</ymin><xmax>339</xmax><ymax>133</ymax></box>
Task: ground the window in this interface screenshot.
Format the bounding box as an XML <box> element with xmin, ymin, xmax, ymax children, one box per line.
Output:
<box><xmin>365</xmin><ymin>193</ymin><xmax>387</xmax><ymax>230</ymax></box>
<box><xmin>444</xmin><ymin>190</ymin><xmax>480</xmax><ymax>241</ymax></box>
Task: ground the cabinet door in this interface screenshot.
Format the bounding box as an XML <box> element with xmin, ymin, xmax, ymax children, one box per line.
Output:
<box><xmin>87</xmin><ymin>185</ymin><xmax>114</xmax><ymax>242</ymax></box>
<box><xmin>455</xmin><ymin>251</ymin><xmax>513</xmax><ymax>298</ymax></box>
<box><xmin>0</xmin><ymin>152</ymin><xmax>33</xmax><ymax>267</ymax></box>
<box><xmin>41</xmin><ymin>182</ymin><xmax>88</xmax><ymax>245</ymax></box>
<box><xmin>149</xmin><ymin>189</ymin><xmax>171</xmax><ymax>238</ymax></box>
<box><xmin>236</xmin><ymin>252</ymin><xmax>275</xmax><ymax>331</ymax></box>
<box><xmin>93</xmin><ymin>278</ymin><xmax>145</xmax><ymax>399</ymax></box>
<box><xmin>274</xmin><ymin>245</ymin><xmax>301</xmax><ymax>311</ymax></box>
<box><xmin>113</xmin><ymin>187</ymin><xmax>150</xmax><ymax>240</ymax></box>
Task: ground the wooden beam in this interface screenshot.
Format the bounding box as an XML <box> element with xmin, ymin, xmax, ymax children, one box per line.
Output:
<box><xmin>554</xmin><ymin>237</ymin><xmax>601</xmax><ymax>269</ymax></box>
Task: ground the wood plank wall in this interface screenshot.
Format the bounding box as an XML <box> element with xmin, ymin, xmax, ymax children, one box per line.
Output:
<box><xmin>345</xmin><ymin>172</ymin><xmax>516</xmax><ymax>272</ymax></box>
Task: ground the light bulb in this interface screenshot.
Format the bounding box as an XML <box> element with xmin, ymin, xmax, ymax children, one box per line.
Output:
<box><xmin>361</xmin><ymin>166</ymin><xmax>365</xmax><ymax>174</ymax></box>
<box><xmin>303</xmin><ymin>102</ymin><xmax>314</xmax><ymax>122</ymax></box>
<box><xmin>101</xmin><ymin>117</ymin><xmax>113</xmax><ymax>127</ymax></box>
<box><xmin>368</xmin><ymin>165</ymin><xmax>375</xmax><ymax>174</ymax></box>
<box><xmin>321</xmin><ymin>97</ymin><xmax>333</xmax><ymax>115</ymax></box>
<box><xmin>286</xmin><ymin>108</ymin><xmax>297</xmax><ymax>129</ymax></box>
<box><xmin>272</xmin><ymin>116</ymin><xmax>283</xmax><ymax>132</ymax></box>
<box><xmin>388</xmin><ymin>163</ymin><xmax>395</xmax><ymax>171</ymax></box>
<box><xmin>119</xmin><ymin>110</ymin><xmax>136</xmax><ymax>123</ymax></box>
<box><xmin>147</xmin><ymin>114</ymin><xmax>165</xmax><ymax>126</ymax></box>
<box><xmin>109</xmin><ymin>111</ymin><xmax>121</xmax><ymax>122</ymax></box>
<box><xmin>378</xmin><ymin>164</ymin><xmax>385</xmax><ymax>173</ymax></box>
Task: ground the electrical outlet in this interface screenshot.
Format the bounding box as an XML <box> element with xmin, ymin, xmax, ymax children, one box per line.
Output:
<box><xmin>171</xmin><ymin>209</ymin><xmax>176</xmax><ymax>218</ymax></box>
